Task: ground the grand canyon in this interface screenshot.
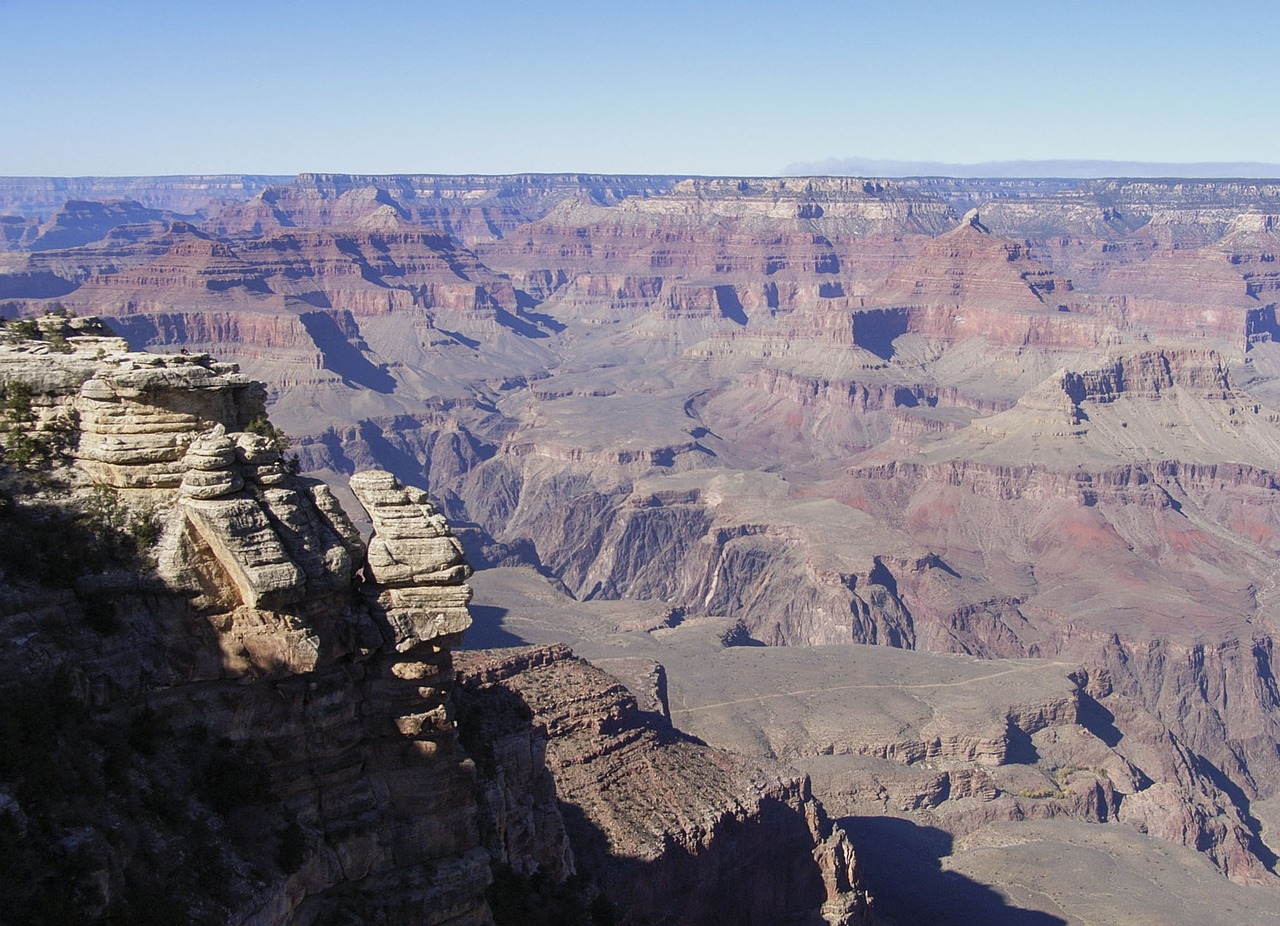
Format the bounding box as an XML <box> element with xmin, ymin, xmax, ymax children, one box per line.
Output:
<box><xmin>4</xmin><ymin>171</ymin><xmax>1280</xmax><ymax>924</ymax></box>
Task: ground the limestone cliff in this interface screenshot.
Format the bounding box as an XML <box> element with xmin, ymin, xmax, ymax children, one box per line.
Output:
<box><xmin>0</xmin><ymin>319</ymin><xmax>489</xmax><ymax>924</ymax></box>
<box><xmin>0</xmin><ymin>317</ymin><xmax>870</xmax><ymax>925</ymax></box>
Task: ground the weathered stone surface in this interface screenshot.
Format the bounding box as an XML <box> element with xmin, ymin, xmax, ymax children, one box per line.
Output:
<box><xmin>71</xmin><ymin>342</ymin><xmax>266</xmax><ymax>491</ymax></box>
<box><xmin>14</xmin><ymin>172</ymin><xmax>1280</xmax><ymax>914</ymax></box>
<box><xmin>455</xmin><ymin>645</ymin><xmax>871</xmax><ymax>926</ymax></box>
<box><xmin>350</xmin><ymin>470</ymin><xmax>473</xmax><ymax>651</ymax></box>
<box><xmin>0</xmin><ymin>332</ymin><xmax>493</xmax><ymax>925</ymax></box>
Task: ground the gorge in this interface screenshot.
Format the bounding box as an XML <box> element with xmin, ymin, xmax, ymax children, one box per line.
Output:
<box><xmin>4</xmin><ymin>172</ymin><xmax>1280</xmax><ymax>923</ymax></box>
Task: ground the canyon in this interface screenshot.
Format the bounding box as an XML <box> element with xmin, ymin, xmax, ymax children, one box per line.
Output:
<box><xmin>0</xmin><ymin>321</ymin><xmax>867</xmax><ymax>924</ymax></box>
<box><xmin>5</xmin><ymin>172</ymin><xmax>1280</xmax><ymax>922</ymax></box>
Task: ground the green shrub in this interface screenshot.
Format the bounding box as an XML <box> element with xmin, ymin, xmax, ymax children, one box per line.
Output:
<box><xmin>0</xmin><ymin>482</ymin><xmax>160</xmax><ymax>589</ymax></box>
<box><xmin>81</xmin><ymin>485</ymin><xmax>160</xmax><ymax>570</ymax></box>
<box><xmin>9</xmin><ymin>319</ymin><xmax>39</xmax><ymax>340</ymax></box>
<box><xmin>245</xmin><ymin>415</ymin><xmax>291</xmax><ymax>452</ymax></box>
<box><xmin>1016</xmin><ymin>785</ymin><xmax>1066</xmax><ymax>800</ymax></box>
<box><xmin>46</xmin><ymin>330</ymin><xmax>73</xmax><ymax>353</ymax></box>
<box><xmin>0</xmin><ymin>379</ymin><xmax>78</xmax><ymax>471</ymax></box>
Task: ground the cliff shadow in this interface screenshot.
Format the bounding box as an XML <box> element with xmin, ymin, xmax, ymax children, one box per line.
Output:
<box><xmin>298</xmin><ymin>311</ymin><xmax>396</xmax><ymax>393</ymax></box>
<box><xmin>436</xmin><ymin>327</ymin><xmax>482</xmax><ymax>349</ymax></box>
<box><xmin>714</xmin><ymin>285</ymin><xmax>748</xmax><ymax>325</ymax></box>
<box><xmin>1246</xmin><ymin>304</ymin><xmax>1280</xmax><ymax>345</ymax></box>
<box><xmin>0</xmin><ymin>271</ymin><xmax>78</xmax><ymax>299</ymax></box>
<box><xmin>455</xmin><ymin>653</ymin><xmax>852</xmax><ymax>926</ymax></box>
<box><xmin>461</xmin><ymin>604</ymin><xmax>531</xmax><ymax>649</ymax></box>
<box><xmin>556</xmin><ymin>779</ymin><xmax>838</xmax><ymax>925</ymax></box>
<box><xmin>850</xmin><ymin>308</ymin><xmax>910</xmax><ymax>360</ymax></box>
<box><xmin>494</xmin><ymin>307</ymin><xmax>554</xmax><ymax>340</ymax></box>
<box><xmin>841</xmin><ymin>816</ymin><xmax>1068</xmax><ymax>926</ymax></box>
<box><xmin>514</xmin><ymin>290</ymin><xmax>568</xmax><ymax>333</ymax></box>
<box><xmin>1004</xmin><ymin>722</ymin><xmax>1041</xmax><ymax>765</ymax></box>
<box><xmin>454</xmin><ymin>663</ymin><xmax>618</xmax><ymax>926</ymax></box>
<box><xmin>1189</xmin><ymin>752</ymin><xmax>1280</xmax><ymax>872</ymax></box>
<box><xmin>99</xmin><ymin>313</ymin><xmax>165</xmax><ymax>350</ymax></box>
<box><xmin>1076</xmin><ymin>692</ymin><xmax>1124</xmax><ymax>749</ymax></box>
<box><xmin>352</xmin><ymin>419</ymin><xmax>429</xmax><ymax>489</ymax></box>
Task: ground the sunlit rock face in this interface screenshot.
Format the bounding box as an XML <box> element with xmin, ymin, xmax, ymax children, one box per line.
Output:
<box><xmin>8</xmin><ymin>173</ymin><xmax>1280</xmax><ymax>907</ymax></box>
<box><xmin>0</xmin><ymin>325</ymin><xmax>490</xmax><ymax>925</ymax></box>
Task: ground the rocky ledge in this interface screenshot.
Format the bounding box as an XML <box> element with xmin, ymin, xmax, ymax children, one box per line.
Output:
<box><xmin>0</xmin><ymin>316</ymin><xmax>869</xmax><ymax>925</ymax></box>
<box><xmin>455</xmin><ymin>644</ymin><xmax>871</xmax><ymax>926</ymax></box>
<box><xmin>0</xmin><ymin>317</ymin><xmax>487</xmax><ymax>923</ymax></box>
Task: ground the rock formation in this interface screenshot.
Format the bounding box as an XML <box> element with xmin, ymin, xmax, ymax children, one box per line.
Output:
<box><xmin>0</xmin><ymin>322</ymin><xmax>492</xmax><ymax>923</ymax></box>
<box><xmin>0</xmin><ymin>319</ymin><xmax>870</xmax><ymax>925</ymax></box>
<box><xmin>11</xmin><ymin>173</ymin><xmax>1280</xmax><ymax>915</ymax></box>
<box><xmin>455</xmin><ymin>644</ymin><xmax>870</xmax><ymax>926</ymax></box>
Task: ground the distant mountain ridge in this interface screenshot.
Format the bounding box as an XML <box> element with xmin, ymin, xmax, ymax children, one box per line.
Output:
<box><xmin>0</xmin><ymin>174</ymin><xmax>290</xmax><ymax>219</ymax></box>
<box><xmin>785</xmin><ymin>156</ymin><xmax>1280</xmax><ymax>179</ymax></box>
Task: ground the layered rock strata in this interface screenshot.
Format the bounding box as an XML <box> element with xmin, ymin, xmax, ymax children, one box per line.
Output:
<box><xmin>0</xmin><ymin>327</ymin><xmax>491</xmax><ymax>924</ymax></box>
<box><xmin>11</xmin><ymin>171</ymin><xmax>1280</xmax><ymax>906</ymax></box>
<box><xmin>352</xmin><ymin>469</ymin><xmax>474</xmax><ymax>648</ymax></box>
<box><xmin>455</xmin><ymin>644</ymin><xmax>871</xmax><ymax>926</ymax></box>
<box><xmin>0</xmin><ymin>325</ymin><xmax>875</xmax><ymax>925</ymax></box>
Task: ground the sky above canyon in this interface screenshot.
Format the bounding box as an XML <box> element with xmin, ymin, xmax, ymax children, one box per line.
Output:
<box><xmin>3</xmin><ymin>0</ymin><xmax>1278</xmax><ymax>177</ymax></box>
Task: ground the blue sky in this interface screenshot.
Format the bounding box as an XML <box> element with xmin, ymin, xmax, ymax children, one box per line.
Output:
<box><xmin>1</xmin><ymin>0</ymin><xmax>1276</xmax><ymax>176</ymax></box>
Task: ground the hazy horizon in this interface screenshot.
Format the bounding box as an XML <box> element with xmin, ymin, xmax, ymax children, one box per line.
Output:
<box><xmin>784</xmin><ymin>157</ymin><xmax>1280</xmax><ymax>180</ymax></box>
<box><xmin>7</xmin><ymin>158</ymin><xmax>1280</xmax><ymax>184</ymax></box>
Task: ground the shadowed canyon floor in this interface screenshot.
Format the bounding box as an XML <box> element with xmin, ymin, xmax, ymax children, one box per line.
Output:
<box><xmin>6</xmin><ymin>173</ymin><xmax>1280</xmax><ymax>922</ymax></box>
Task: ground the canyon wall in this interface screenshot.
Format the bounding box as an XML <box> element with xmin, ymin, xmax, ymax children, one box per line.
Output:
<box><xmin>8</xmin><ymin>173</ymin><xmax>1280</xmax><ymax>903</ymax></box>
<box><xmin>0</xmin><ymin>320</ymin><xmax>870</xmax><ymax>924</ymax></box>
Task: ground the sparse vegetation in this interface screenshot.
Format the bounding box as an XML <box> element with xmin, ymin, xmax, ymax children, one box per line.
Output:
<box><xmin>1017</xmin><ymin>765</ymin><xmax>1109</xmax><ymax>800</ymax></box>
<box><xmin>81</xmin><ymin>485</ymin><xmax>161</xmax><ymax>569</ymax></box>
<box><xmin>245</xmin><ymin>415</ymin><xmax>291</xmax><ymax>452</ymax></box>
<box><xmin>0</xmin><ymin>679</ymin><xmax>285</xmax><ymax>925</ymax></box>
<box><xmin>45</xmin><ymin>328</ymin><xmax>73</xmax><ymax>353</ymax></box>
<box><xmin>0</xmin><ymin>482</ymin><xmax>161</xmax><ymax>590</ymax></box>
<box><xmin>9</xmin><ymin>319</ymin><xmax>40</xmax><ymax>340</ymax></box>
<box><xmin>0</xmin><ymin>442</ymin><xmax>163</xmax><ymax>647</ymax></box>
<box><xmin>0</xmin><ymin>378</ymin><xmax>78</xmax><ymax>472</ymax></box>
<box><xmin>1016</xmin><ymin>785</ymin><xmax>1066</xmax><ymax>800</ymax></box>
<box><xmin>1053</xmin><ymin>764</ymin><xmax>1109</xmax><ymax>787</ymax></box>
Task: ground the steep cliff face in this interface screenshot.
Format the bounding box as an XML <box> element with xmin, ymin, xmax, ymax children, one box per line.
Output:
<box><xmin>1</xmin><ymin>221</ymin><xmax>527</xmax><ymax>363</ymax></box>
<box><xmin>0</xmin><ymin>322</ymin><xmax>491</xmax><ymax>925</ymax></box>
<box><xmin>205</xmin><ymin>174</ymin><xmax>682</xmax><ymax>245</ymax></box>
<box><xmin>11</xmin><ymin>173</ymin><xmax>1280</xmax><ymax>905</ymax></box>
<box><xmin>344</xmin><ymin>343</ymin><xmax>1280</xmax><ymax>884</ymax></box>
<box><xmin>0</xmin><ymin>320</ymin><xmax>874</xmax><ymax>925</ymax></box>
<box><xmin>0</xmin><ymin>175</ymin><xmax>289</xmax><ymax>220</ymax></box>
<box><xmin>455</xmin><ymin>645</ymin><xmax>870</xmax><ymax>926</ymax></box>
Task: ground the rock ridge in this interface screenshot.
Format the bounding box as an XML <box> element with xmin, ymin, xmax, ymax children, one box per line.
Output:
<box><xmin>455</xmin><ymin>644</ymin><xmax>872</xmax><ymax>926</ymax></box>
<box><xmin>0</xmin><ymin>322</ymin><xmax>873</xmax><ymax>924</ymax></box>
<box><xmin>0</xmin><ymin>324</ymin><xmax>490</xmax><ymax>923</ymax></box>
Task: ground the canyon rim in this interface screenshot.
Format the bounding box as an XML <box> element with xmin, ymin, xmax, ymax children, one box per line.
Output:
<box><xmin>4</xmin><ymin>171</ymin><xmax>1280</xmax><ymax>924</ymax></box>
